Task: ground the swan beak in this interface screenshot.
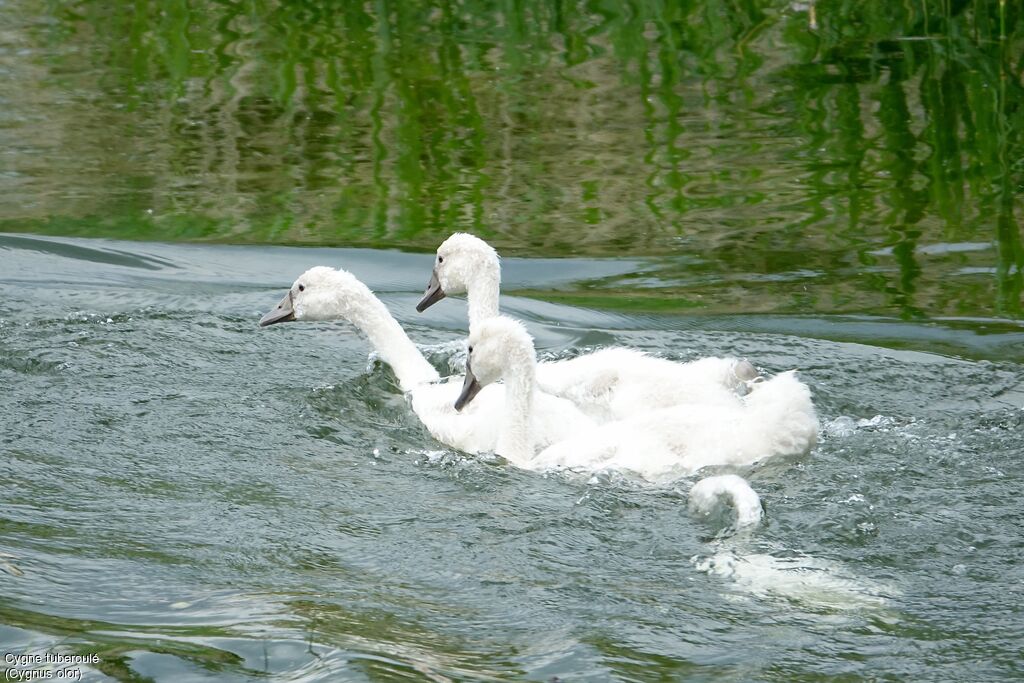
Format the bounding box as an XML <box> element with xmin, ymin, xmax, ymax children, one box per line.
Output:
<box><xmin>259</xmin><ymin>291</ymin><xmax>296</xmax><ymax>327</ymax></box>
<box><xmin>454</xmin><ymin>359</ymin><xmax>483</xmax><ymax>412</ymax></box>
<box><xmin>416</xmin><ymin>270</ymin><xmax>446</xmax><ymax>312</ymax></box>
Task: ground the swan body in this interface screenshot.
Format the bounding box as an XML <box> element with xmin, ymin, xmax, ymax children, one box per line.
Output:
<box><xmin>533</xmin><ymin>349</ymin><xmax>758</xmax><ymax>423</ymax></box>
<box><xmin>533</xmin><ymin>369</ymin><xmax>819</xmax><ymax>480</ymax></box>
<box><xmin>259</xmin><ymin>267</ymin><xmax>595</xmax><ymax>455</ymax></box>
<box><xmin>418</xmin><ymin>232</ymin><xmax>758</xmax><ymax>420</ymax></box>
<box><xmin>458</xmin><ymin>316</ymin><xmax>819</xmax><ymax>480</ymax></box>
<box><xmin>406</xmin><ymin>378</ymin><xmax>594</xmax><ymax>455</ymax></box>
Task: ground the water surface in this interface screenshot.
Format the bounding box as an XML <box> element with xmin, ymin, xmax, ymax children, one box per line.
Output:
<box><xmin>2</xmin><ymin>235</ymin><xmax>1023</xmax><ymax>681</ymax></box>
<box><xmin>2</xmin><ymin>0</ymin><xmax>1024</xmax><ymax>680</ymax></box>
<box><xmin>1</xmin><ymin>0</ymin><xmax>1022</xmax><ymax>319</ymax></box>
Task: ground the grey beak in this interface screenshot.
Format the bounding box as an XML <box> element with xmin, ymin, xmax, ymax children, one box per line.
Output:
<box><xmin>454</xmin><ymin>358</ymin><xmax>483</xmax><ymax>411</ymax></box>
<box><xmin>416</xmin><ymin>269</ymin><xmax>446</xmax><ymax>312</ymax></box>
<box><xmin>259</xmin><ymin>291</ymin><xmax>296</xmax><ymax>327</ymax></box>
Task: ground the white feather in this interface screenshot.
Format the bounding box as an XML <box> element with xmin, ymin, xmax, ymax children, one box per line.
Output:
<box><xmin>426</xmin><ymin>232</ymin><xmax>758</xmax><ymax>420</ymax></box>
<box><xmin>463</xmin><ymin>317</ymin><xmax>820</xmax><ymax>481</ymax></box>
<box><xmin>261</xmin><ymin>267</ymin><xmax>594</xmax><ymax>455</ymax></box>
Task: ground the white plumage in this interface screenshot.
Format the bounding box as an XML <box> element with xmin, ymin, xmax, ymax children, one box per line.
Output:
<box><xmin>459</xmin><ymin>317</ymin><xmax>819</xmax><ymax>482</ymax></box>
<box><xmin>419</xmin><ymin>232</ymin><xmax>759</xmax><ymax>420</ymax></box>
<box><xmin>259</xmin><ymin>267</ymin><xmax>595</xmax><ymax>455</ymax></box>
<box><xmin>261</xmin><ymin>271</ymin><xmax>806</xmax><ymax>530</ymax></box>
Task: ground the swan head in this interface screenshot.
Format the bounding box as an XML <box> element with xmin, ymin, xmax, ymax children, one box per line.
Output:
<box><xmin>417</xmin><ymin>232</ymin><xmax>500</xmax><ymax>312</ymax></box>
<box><xmin>259</xmin><ymin>266</ymin><xmax>369</xmax><ymax>326</ymax></box>
<box><xmin>455</xmin><ymin>316</ymin><xmax>535</xmax><ymax>411</ymax></box>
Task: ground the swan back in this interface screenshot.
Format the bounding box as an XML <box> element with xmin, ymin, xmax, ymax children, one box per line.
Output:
<box><xmin>530</xmin><ymin>368</ymin><xmax>819</xmax><ymax>480</ymax></box>
<box><xmin>741</xmin><ymin>370</ymin><xmax>819</xmax><ymax>456</ymax></box>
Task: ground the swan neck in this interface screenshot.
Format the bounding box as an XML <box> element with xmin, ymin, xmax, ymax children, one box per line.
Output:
<box><xmin>496</xmin><ymin>358</ymin><xmax>535</xmax><ymax>466</ymax></box>
<box><xmin>467</xmin><ymin>270</ymin><xmax>501</xmax><ymax>330</ymax></box>
<box><xmin>343</xmin><ymin>285</ymin><xmax>440</xmax><ymax>391</ymax></box>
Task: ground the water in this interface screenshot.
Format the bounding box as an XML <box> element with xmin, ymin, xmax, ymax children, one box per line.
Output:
<box><xmin>2</xmin><ymin>234</ymin><xmax>1023</xmax><ymax>681</ymax></box>
<box><xmin>1</xmin><ymin>0</ymin><xmax>1022</xmax><ymax>320</ymax></box>
<box><xmin>2</xmin><ymin>0</ymin><xmax>1024</xmax><ymax>680</ymax></box>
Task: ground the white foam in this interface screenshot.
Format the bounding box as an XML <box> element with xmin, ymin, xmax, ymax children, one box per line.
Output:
<box><xmin>693</xmin><ymin>549</ymin><xmax>895</xmax><ymax>611</ymax></box>
<box><xmin>825</xmin><ymin>416</ymin><xmax>857</xmax><ymax>437</ymax></box>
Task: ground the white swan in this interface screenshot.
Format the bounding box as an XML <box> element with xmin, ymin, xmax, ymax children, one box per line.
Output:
<box><xmin>455</xmin><ymin>316</ymin><xmax>819</xmax><ymax>480</ymax></box>
<box><xmin>259</xmin><ymin>267</ymin><xmax>595</xmax><ymax>455</ymax></box>
<box><xmin>417</xmin><ymin>232</ymin><xmax>758</xmax><ymax>421</ymax></box>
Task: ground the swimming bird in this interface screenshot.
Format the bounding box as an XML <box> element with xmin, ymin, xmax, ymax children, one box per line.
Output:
<box><xmin>417</xmin><ymin>232</ymin><xmax>758</xmax><ymax>421</ymax></box>
<box><xmin>259</xmin><ymin>267</ymin><xmax>595</xmax><ymax>455</ymax></box>
<box><xmin>455</xmin><ymin>316</ymin><xmax>819</xmax><ymax>481</ymax></box>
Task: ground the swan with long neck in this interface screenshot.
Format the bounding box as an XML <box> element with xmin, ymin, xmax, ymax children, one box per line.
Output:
<box><xmin>456</xmin><ymin>316</ymin><xmax>820</xmax><ymax>481</ymax></box>
<box><xmin>260</xmin><ymin>267</ymin><xmax>595</xmax><ymax>454</ymax></box>
<box><xmin>418</xmin><ymin>232</ymin><xmax>759</xmax><ymax>421</ymax></box>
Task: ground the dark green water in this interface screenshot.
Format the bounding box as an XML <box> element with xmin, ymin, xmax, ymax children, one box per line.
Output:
<box><xmin>2</xmin><ymin>0</ymin><xmax>1024</xmax><ymax>681</ymax></box>
<box><xmin>1</xmin><ymin>0</ymin><xmax>1022</xmax><ymax>319</ymax></box>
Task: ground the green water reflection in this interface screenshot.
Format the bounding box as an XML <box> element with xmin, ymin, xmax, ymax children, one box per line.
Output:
<box><xmin>0</xmin><ymin>0</ymin><xmax>1021</xmax><ymax>319</ymax></box>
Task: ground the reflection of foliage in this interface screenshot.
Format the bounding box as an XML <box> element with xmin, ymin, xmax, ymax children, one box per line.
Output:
<box><xmin>2</xmin><ymin>0</ymin><xmax>1022</xmax><ymax>318</ymax></box>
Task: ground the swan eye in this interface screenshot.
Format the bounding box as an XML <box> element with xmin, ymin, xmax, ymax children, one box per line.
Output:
<box><xmin>298</xmin><ymin>284</ymin><xmax>305</xmax><ymax>292</ymax></box>
<box><xmin>468</xmin><ymin>346</ymin><xmax>473</xmax><ymax>353</ymax></box>
<box><xmin>438</xmin><ymin>256</ymin><xmax>444</xmax><ymax>264</ymax></box>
